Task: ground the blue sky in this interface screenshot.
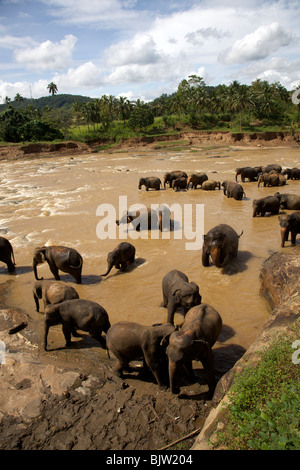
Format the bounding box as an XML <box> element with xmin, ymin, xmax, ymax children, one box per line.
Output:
<box><xmin>0</xmin><ymin>0</ymin><xmax>299</xmax><ymax>102</ymax></box>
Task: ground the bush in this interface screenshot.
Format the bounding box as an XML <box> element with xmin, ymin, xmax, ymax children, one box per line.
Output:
<box><xmin>214</xmin><ymin>320</ymin><xmax>300</xmax><ymax>450</ymax></box>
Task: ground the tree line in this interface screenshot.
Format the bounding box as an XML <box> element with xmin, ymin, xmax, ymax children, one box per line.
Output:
<box><xmin>0</xmin><ymin>76</ymin><xmax>299</xmax><ymax>143</ymax></box>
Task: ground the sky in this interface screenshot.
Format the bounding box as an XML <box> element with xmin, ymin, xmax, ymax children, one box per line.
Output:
<box><xmin>0</xmin><ymin>0</ymin><xmax>299</xmax><ymax>103</ymax></box>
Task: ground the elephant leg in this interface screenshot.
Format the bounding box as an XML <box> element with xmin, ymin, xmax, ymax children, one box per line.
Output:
<box><xmin>202</xmin><ymin>247</ymin><xmax>210</xmax><ymax>267</ymax></box>
<box><xmin>62</xmin><ymin>323</ymin><xmax>72</xmax><ymax>346</ymax></box>
<box><xmin>291</xmin><ymin>231</ymin><xmax>297</xmax><ymax>245</ymax></box>
<box><xmin>48</xmin><ymin>263</ymin><xmax>60</xmax><ymax>280</ymax></box>
<box><xmin>201</xmin><ymin>350</ymin><xmax>215</xmax><ymax>398</ymax></box>
<box><xmin>91</xmin><ymin>331</ymin><xmax>106</xmax><ymax>349</ymax></box>
<box><xmin>120</xmin><ymin>262</ymin><xmax>127</xmax><ymax>271</ymax></box>
<box><xmin>184</xmin><ymin>360</ymin><xmax>195</xmax><ymax>383</ymax></box>
<box><xmin>160</xmin><ymin>292</ymin><xmax>168</xmax><ymax>308</ymax></box>
<box><xmin>144</xmin><ymin>352</ymin><xmax>167</xmax><ymax>390</ymax></box>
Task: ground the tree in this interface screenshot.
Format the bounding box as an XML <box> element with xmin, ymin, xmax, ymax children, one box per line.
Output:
<box><xmin>128</xmin><ymin>105</ymin><xmax>154</xmax><ymax>132</ymax></box>
<box><xmin>47</xmin><ymin>82</ymin><xmax>58</xmax><ymax>96</ymax></box>
<box><xmin>14</xmin><ymin>93</ymin><xmax>24</xmax><ymax>102</ymax></box>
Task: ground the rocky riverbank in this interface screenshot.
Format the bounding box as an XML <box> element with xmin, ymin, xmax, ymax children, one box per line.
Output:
<box><xmin>192</xmin><ymin>248</ymin><xmax>300</xmax><ymax>450</ymax></box>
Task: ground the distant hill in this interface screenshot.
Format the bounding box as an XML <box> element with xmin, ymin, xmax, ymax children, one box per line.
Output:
<box><xmin>0</xmin><ymin>94</ymin><xmax>93</xmax><ymax>111</ymax></box>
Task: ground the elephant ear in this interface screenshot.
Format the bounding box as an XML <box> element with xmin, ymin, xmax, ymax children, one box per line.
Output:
<box><xmin>189</xmin><ymin>282</ymin><xmax>199</xmax><ymax>293</ymax></box>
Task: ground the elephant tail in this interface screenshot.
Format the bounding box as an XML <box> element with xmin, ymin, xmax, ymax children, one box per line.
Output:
<box><xmin>238</xmin><ymin>230</ymin><xmax>244</xmax><ymax>238</ymax></box>
<box><xmin>106</xmin><ymin>347</ymin><xmax>111</xmax><ymax>359</ymax></box>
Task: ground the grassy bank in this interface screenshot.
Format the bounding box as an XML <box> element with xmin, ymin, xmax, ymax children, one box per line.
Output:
<box><xmin>213</xmin><ymin>319</ymin><xmax>300</xmax><ymax>450</ymax></box>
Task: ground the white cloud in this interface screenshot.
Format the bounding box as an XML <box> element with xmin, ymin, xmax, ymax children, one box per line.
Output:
<box><xmin>220</xmin><ymin>22</ymin><xmax>294</xmax><ymax>64</ymax></box>
<box><xmin>54</xmin><ymin>61</ymin><xmax>104</xmax><ymax>89</ymax></box>
<box><xmin>0</xmin><ymin>34</ymin><xmax>36</xmax><ymax>50</ymax></box>
<box><xmin>106</xmin><ymin>35</ymin><xmax>161</xmax><ymax>67</ymax></box>
<box><xmin>14</xmin><ymin>34</ymin><xmax>77</xmax><ymax>72</ymax></box>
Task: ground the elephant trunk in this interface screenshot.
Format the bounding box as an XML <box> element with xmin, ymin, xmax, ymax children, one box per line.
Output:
<box><xmin>101</xmin><ymin>261</ymin><xmax>114</xmax><ymax>277</ymax></box>
<box><xmin>235</xmin><ymin>171</ymin><xmax>238</xmax><ymax>182</ymax></box>
<box><xmin>210</xmin><ymin>246</ymin><xmax>223</xmax><ymax>268</ymax></box>
<box><xmin>280</xmin><ymin>227</ymin><xmax>288</xmax><ymax>247</ymax></box>
<box><xmin>33</xmin><ymin>260</ymin><xmax>43</xmax><ymax>281</ymax></box>
<box><xmin>168</xmin><ymin>360</ymin><xmax>180</xmax><ymax>394</ymax></box>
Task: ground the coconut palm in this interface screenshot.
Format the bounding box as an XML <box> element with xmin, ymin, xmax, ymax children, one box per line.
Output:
<box><xmin>47</xmin><ymin>82</ymin><xmax>58</xmax><ymax>96</ymax></box>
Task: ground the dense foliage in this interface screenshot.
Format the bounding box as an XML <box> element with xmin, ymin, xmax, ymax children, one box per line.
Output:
<box><xmin>214</xmin><ymin>320</ymin><xmax>300</xmax><ymax>450</ymax></box>
<box><xmin>0</xmin><ymin>76</ymin><xmax>299</xmax><ymax>143</ymax></box>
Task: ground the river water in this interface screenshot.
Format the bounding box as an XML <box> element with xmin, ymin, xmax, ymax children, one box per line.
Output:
<box><xmin>0</xmin><ymin>145</ymin><xmax>299</xmax><ymax>371</ymax></box>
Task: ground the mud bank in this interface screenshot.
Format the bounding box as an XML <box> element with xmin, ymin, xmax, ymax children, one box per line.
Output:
<box><xmin>0</xmin><ymin>130</ymin><xmax>299</xmax><ymax>162</ymax></box>
<box><xmin>192</xmin><ymin>248</ymin><xmax>300</xmax><ymax>450</ymax></box>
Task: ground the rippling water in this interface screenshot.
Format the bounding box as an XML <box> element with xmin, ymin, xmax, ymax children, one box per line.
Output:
<box><xmin>0</xmin><ymin>146</ymin><xmax>299</xmax><ymax>370</ymax></box>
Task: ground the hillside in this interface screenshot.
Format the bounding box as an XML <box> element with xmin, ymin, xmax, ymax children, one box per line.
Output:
<box><xmin>0</xmin><ymin>94</ymin><xmax>93</xmax><ymax>111</ymax></box>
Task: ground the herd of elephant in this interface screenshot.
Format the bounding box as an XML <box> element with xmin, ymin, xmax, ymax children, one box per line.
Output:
<box><xmin>0</xmin><ymin>161</ymin><xmax>299</xmax><ymax>398</ymax></box>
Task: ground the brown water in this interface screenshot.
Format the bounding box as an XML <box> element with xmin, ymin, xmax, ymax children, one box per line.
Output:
<box><xmin>0</xmin><ymin>145</ymin><xmax>299</xmax><ymax>367</ymax></box>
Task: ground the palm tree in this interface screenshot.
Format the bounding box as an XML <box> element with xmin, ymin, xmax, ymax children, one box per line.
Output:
<box><xmin>47</xmin><ymin>82</ymin><xmax>58</xmax><ymax>96</ymax></box>
<box><xmin>228</xmin><ymin>81</ymin><xmax>254</xmax><ymax>131</ymax></box>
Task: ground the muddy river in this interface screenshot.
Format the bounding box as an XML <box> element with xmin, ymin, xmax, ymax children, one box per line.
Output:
<box><xmin>0</xmin><ymin>145</ymin><xmax>299</xmax><ymax>376</ymax></box>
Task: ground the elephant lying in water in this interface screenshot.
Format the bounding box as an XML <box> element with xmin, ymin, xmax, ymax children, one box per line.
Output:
<box><xmin>161</xmin><ymin>270</ymin><xmax>202</xmax><ymax>325</ymax></box>
<box><xmin>166</xmin><ymin>304</ymin><xmax>222</xmax><ymax>397</ymax></box>
<box><xmin>0</xmin><ymin>236</ymin><xmax>16</xmax><ymax>273</ymax></box>
<box><xmin>202</xmin><ymin>224</ymin><xmax>243</xmax><ymax>268</ymax></box>
<box><xmin>106</xmin><ymin>321</ymin><xmax>175</xmax><ymax>389</ymax></box>
<box><xmin>201</xmin><ymin>180</ymin><xmax>220</xmax><ymax>191</ymax></box>
<box><xmin>101</xmin><ymin>242</ymin><xmax>135</xmax><ymax>277</ymax></box>
<box><xmin>116</xmin><ymin>206</ymin><xmax>171</xmax><ymax>232</ymax></box>
<box><xmin>44</xmin><ymin>299</ymin><xmax>110</xmax><ymax>350</ymax></box>
<box><xmin>33</xmin><ymin>280</ymin><xmax>79</xmax><ymax>312</ymax></box>
<box><xmin>33</xmin><ymin>246</ymin><xmax>83</xmax><ymax>284</ymax></box>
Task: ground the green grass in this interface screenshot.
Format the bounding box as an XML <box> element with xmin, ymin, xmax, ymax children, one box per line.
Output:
<box><xmin>214</xmin><ymin>319</ymin><xmax>300</xmax><ymax>450</ymax></box>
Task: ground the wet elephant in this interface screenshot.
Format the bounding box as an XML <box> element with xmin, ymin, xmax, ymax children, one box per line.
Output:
<box><xmin>33</xmin><ymin>280</ymin><xmax>79</xmax><ymax>312</ymax></box>
<box><xmin>172</xmin><ymin>177</ymin><xmax>187</xmax><ymax>191</ymax></box>
<box><xmin>275</xmin><ymin>193</ymin><xmax>300</xmax><ymax>210</ymax></box>
<box><xmin>161</xmin><ymin>269</ymin><xmax>202</xmax><ymax>325</ymax></box>
<box><xmin>138</xmin><ymin>177</ymin><xmax>162</xmax><ymax>190</ymax></box>
<box><xmin>163</xmin><ymin>171</ymin><xmax>187</xmax><ymax>188</ymax></box>
<box><xmin>222</xmin><ymin>180</ymin><xmax>246</xmax><ymax>200</ymax></box>
<box><xmin>262</xmin><ymin>164</ymin><xmax>282</xmax><ymax>173</ymax></box>
<box><xmin>278</xmin><ymin>212</ymin><xmax>300</xmax><ymax>247</ymax></box>
<box><xmin>235</xmin><ymin>167</ymin><xmax>259</xmax><ymax>182</ymax></box>
<box><xmin>201</xmin><ymin>180</ymin><xmax>221</xmax><ymax>191</ymax></box>
<box><xmin>101</xmin><ymin>242</ymin><xmax>135</xmax><ymax>276</ymax></box>
<box><xmin>44</xmin><ymin>299</ymin><xmax>110</xmax><ymax>350</ymax></box>
<box><xmin>252</xmin><ymin>196</ymin><xmax>280</xmax><ymax>217</ymax></box>
<box><xmin>166</xmin><ymin>304</ymin><xmax>222</xmax><ymax>397</ymax></box>
<box><xmin>33</xmin><ymin>246</ymin><xmax>83</xmax><ymax>284</ymax></box>
<box><xmin>258</xmin><ymin>173</ymin><xmax>281</xmax><ymax>187</ymax></box>
<box><xmin>202</xmin><ymin>224</ymin><xmax>243</xmax><ymax>268</ymax></box>
<box><xmin>0</xmin><ymin>236</ymin><xmax>15</xmax><ymax>273</ymax></box>
<box><xmin>106</xmin><ymin>321</ymin><xmax>176</xmax><ymax>389</ymax></box>
<box><xmin>282</xmin><ymin>168</ymin><xmax>300</xmax><ymax>180</ymax></box>
<box><xmin>116</xmin><ymin>206</ymin><xmax>170</xmax><ymax>232</ymax></box>
<box><xmin>187</xmin><ymin>173</ymin><xmax>208</xmax><ymax>189</ymax></box>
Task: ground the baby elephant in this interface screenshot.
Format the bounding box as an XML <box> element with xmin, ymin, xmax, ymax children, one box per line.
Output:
<box><xmin>33</xmin><ymin>280</ymin><xmax>79</xmax><ymax>312</ymax></box>
<box><xmin>172</xmin><ymin>177</ymin><xmax>187</xmax><ymax>191</ymax></box>
<box><xmin>138</xmin><ymin>177</ymin><xmax>162</xmax><ymax>191</ymax></box>
<box><xmin>101</xmin><ymin>242</ymin><xmax>135</xmax><ymax>277</ymax></box>
<box><xmin>222</xmin><ymin>180</ymin><xmax>246</xmax><ymax>200</ymax></box>
<box><xmin>161</xmin><ymin>270</ymin><xmax>202</xmax><ymax>325</ymax></box>
<box><xmin>0</xmin><ymin>236</ymin><xmax>16</xmax><ymax>273</ymax></box>
<box><xmin>201</xmin><ymin>180</ymin><xmax>220</xmax><ymax>191</ymax></box>
<box><xmin>166</xmin><ymin>304</ymin><xmax>222</xmax><ymax>397</ymax></box>
<box><xmin>106</xmin><ymin>321</ymin><xmax>176</xmax><ymax>389</ymax></box>
<box><xmin>278</xmin><ymin>212</ymin><xmax>300</xmax><ymax>247</ymax></box>
<box><xmin>202</xmin><ymin>224</ymin><xmax>242</xmax><ymax>268</ymax></box>
<box><xmin>44</xmin><ymin>299</ymin><xmax>110</xmax><ymax>351</ymax></box>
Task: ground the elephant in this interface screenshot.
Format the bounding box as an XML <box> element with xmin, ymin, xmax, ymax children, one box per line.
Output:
<box><xmin>282</xmin><ymin>168</ymin><xmax>300</xmax><ymax>180</ymax></box>
<box><xmin>33</xmin><ymin>280</ymin><xmax>79</xmax><ymax>312</ymax></box>
<box><xmin>44</xmin><ymin>299</ymin><xmax>110</xmax><ymax>351</ymax></box>
<box><xmin>101</xmin><ymin>242</ymin><xmax>135</xmax><ymax>276</ymax></box>
<box><xmin>221</xmin><ymin>180</ymin><xmax>246</xmax><ymax>200</ymax></box>
<box><xmin>161</xmin><ymin>270</ymin><xmax>202</xmax><ymax>325</ymax></box>
<box><xmin>163</xmin><ymin>171</ymin><xmax>188</xmax><ymax>188</ymax></box>
<box><xmin>106</xmin><ymin>321</ymin><xmax>176</xmax><ymax>389</ymax></box>
<box><xmin>274</xmin><ymin>193</ymin><xmax>300</xmax><ymax>210</ymax></box>
<box><xmin>138</xmin><ymin>176</ymin><xmax>162</xmax><ymax>190</ymax></box>
<box><xmin>252</xmin><ymin>196</ymin><xmax>280</xmax><ymax>217</ymax></box>
<box><xmin>187</xmin><ymin>173</ymin><xmax>208</xmax><ymax>189</ymax></box>
<box><xmin>33</xmin><ymin>246</ymin><xmax>83</xmax><ymax>284</ymax></box>
<box><xmin>278</xmin><ymin>212</ymin><xmax>300</xmax><ymax>247</ymax></box>
<box><xmin>262</xmin><ymin>164</ymin><xmax>282</xmax><ymax>173</ymax></box>
<box><xmin>201</xmin><ymin>180</ymin><xmax>221</xmax><ymax>191</ymax></box>
<box><xmin>258</xmin><ymin>173</ymin><xmax>281</xmax><ymax>187</ymax></box>
<box><xmin>116</xmin><ymin>206</ymin><xmax>170</xmax><ymax>232</ymax></box>
<box><xmin>235</xmin><ymin>167</ymin><xmax>259</xmax><ymax>182</ymax></box>
<box><xmin>0</xmin><ymin>236</ymin><xmax>15</xmax><ymax>273</ymax></box>
<box><xmin>172</xmin><ymin>177</ymin><xmax>187</xmax><ymax>191</ymax></box>
<box><xmin>202</xmin><ymin>224</ymin><xmax>242</xmax><ymax>268</ymax></box>
<box><xmin>166</xmin><ymin>304</ymin><xmax>222</xmax><ymax>397</ymax></box>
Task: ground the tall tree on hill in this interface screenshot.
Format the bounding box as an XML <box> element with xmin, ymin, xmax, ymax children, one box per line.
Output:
<box><xmin>47</xmin><ymin>82</ymin><xmax>58</xmax><ymax>96</ymax></box>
